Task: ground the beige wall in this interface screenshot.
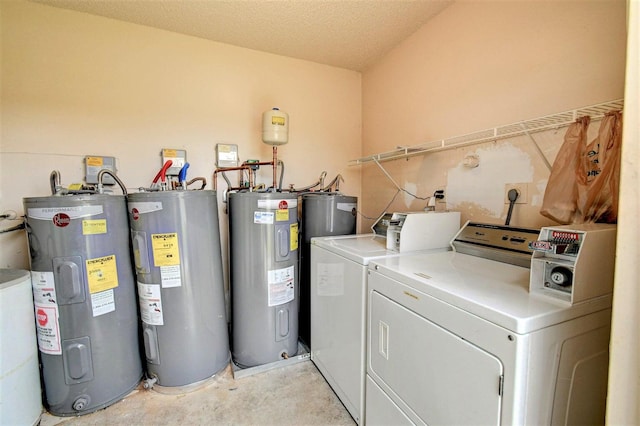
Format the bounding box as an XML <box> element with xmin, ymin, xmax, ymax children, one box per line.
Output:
<box><xmin>607</xmin><ymin>0</ymin><xmax>639</xmax><ymax>422</ymax></box>
<box><xmin>360</xmin><ymin>0</ymin><xmax>627</xmax><ymax>231</ymax></box>
<box><xmin>0</xmin><ymin>1</ymin><xmax>362</xmax><ymax>271</ymax></box>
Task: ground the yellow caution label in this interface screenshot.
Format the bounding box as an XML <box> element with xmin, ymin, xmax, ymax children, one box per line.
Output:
<box><xmin>68</xmin><ymin>183</ymin><xmax>84</xmax><ymax>190</ymax></box>
<box><xmin>276</xmin><ymin>209</ymin><xmax>289</xmax><ymax>222</ymax></box>
<box><xmin>86</xmin><ymin>255</ymin><xmax>118</xmax><ymax>294</ymax></box>
<box><xmin>86</xmin><ymin>157</ymin><xmax>103</xmax><ymax>167</ymax></box>
<box><xmin>151</xmin><ymin>233</ymin><xmax>180</xmax><ymax>266</ymax></box>
<box><xmin>82</xmin><ymin>219</ymin><xmax>107</xmax><ymax>235</ymax></box>
<box><xmin>271</xmin><ymin>116</ymin><xmax>286</xmax><ymax>126</ymax></box>
<box><xmin>290</xmin><ymin>223</ymin><xmax>298</xmax><ymax>251</ymax></box>
<box><xmin>133</xmin><ymin>247</ymin><xmax>141</xmax><ymax>269</ymax></box>
<box><xmin>162</xmin><ymin>149</ymin><xmax>177</xmax><ymax>158</ymax></box>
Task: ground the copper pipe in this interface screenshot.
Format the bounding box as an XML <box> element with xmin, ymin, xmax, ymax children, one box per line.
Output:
<box><xmin>272</xmin><ymin>146</ymin><xmax>278</xmax><ymax>191</ymax></box>
<box><xmin>213</xmin><ymin>149</ymin><xmax>279</xmax><ymax>191</ymax></box>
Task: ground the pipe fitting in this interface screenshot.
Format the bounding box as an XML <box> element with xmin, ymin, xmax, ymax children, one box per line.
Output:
<box><xmin>142</xmin><ymin>376</ymin><xmax>158</xmax><ymax>390</ymax></box>
<box><xmin>72</xmin><ymin>395</ymin><xmax>91</xmax><ymax>411</ymax></box>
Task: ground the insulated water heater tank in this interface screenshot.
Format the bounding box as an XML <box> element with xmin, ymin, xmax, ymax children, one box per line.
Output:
<box><xmin>128</xmin><ymin>190</ymin><xmax>230</xmax><ymax>388</ymax></box>
<box><xmin>0</xmin><ymin>269</ymin><xmax>42</xmax><ymax>425</ymax></box>
<box><xmin>299</xmin><ymin>193</ymin><xmax>357</xmax><ymax>346</ymax></box>
<box><xmin>23</xmin><ymin>194</ymin><xmax>143</xmax><ymax>416</ymax></box>
<box><xmin>228</xmin><ymin>192</ymin><xmax>299</xmax><ymax>367</ymax></box>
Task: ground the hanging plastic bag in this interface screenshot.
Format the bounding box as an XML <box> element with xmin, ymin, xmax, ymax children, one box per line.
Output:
<box><xmin>540</xmin><ymin>116</ymin><xmax>590</xmax><ymax>224</ymax></box>
<box><xmin>576</xmin><ymin>111</ymin><xmax>623</xmax><ymax>223</ymax></box>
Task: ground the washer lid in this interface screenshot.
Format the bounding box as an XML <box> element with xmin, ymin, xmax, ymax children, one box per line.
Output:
<box><xmin>312</xmin><ymin>233</ymin><xmax>429</xmax><ymax>265</ymax></box>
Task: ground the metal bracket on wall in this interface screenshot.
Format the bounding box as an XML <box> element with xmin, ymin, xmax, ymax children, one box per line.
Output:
<box><xmin>350</xmin><ymin>99</ymin><xmax>624</xmax><ymax>166</ymax></box>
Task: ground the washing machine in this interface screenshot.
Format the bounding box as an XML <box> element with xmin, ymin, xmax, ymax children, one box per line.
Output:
<box><xmin>366</xmin><ymin>222</ymin><xmax>615</xmax><ymax>425</ymax></box>
<box><xmin>310</xmin><ymin>211</ymin><xmax>460</xmax><ymax>425</ymax></box>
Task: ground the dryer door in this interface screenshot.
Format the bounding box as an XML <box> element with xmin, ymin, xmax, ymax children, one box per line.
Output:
<box><xmin>369</xmin><ymin>290</ymin><xmax>503</xmax><ymax>425</ymax></box>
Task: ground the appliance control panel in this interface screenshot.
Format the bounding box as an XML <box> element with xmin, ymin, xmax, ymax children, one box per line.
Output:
<box><xmin>451</xmin><ymin>222</ymin><xmax>540</xmax><ymax>268</ymax></box>
<box><xmin>454</xmin><ymin>222</ymin><xmax>539</xmax><ymax>252</ymax></box>
<box><xmin>529</xmin><ymin>224</ymin><xmax>616</xmax><ymax>304</ymax></box>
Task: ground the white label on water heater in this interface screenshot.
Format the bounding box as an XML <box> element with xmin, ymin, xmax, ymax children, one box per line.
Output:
<box><xmin>27</xmin><ymin>205</ymin><xmax>103</xmax><ymax>220</ymax></box>
<box><xmin>160</xmin><ymin>265</ymin><xmax>182</xmax><ymax>288</ymax></box>
<box><xmin>267</xmin><ymin>265</ymin><xmax>295</xmax><ymax>307</ymax></box>
<box><xmin>128</xmin><ymin>201</ymin><xmax>163</xmax><ymax>215</ymax></box>
<box><xmin>91</xmin><ymin>289</ymin><xmax>115</xmax><ymax>317</ymax></box>
<box><xmin>34</xmin><ymin>302</ymin><xmax>62</xmax><ymax>355</ymax></box>
<box><xmin>254</xmin><ymin>211</ymin><xmax>274</xmax><ymax>224</ymax></box>
<box><xmin>31</xmin><ymin>271</ymin><xmax>57</xmax><ymax>305</ymax></box>
<box><xmin>138</xmin><ymin>282</ymin><xmax>164</xmax><ymax>325</ymax></box>
<box><xmin>32</xmin><ymin>271</ymin><xmax>62</xmax><ymax>354</ymax></box>
<box><xmin>257</xmin><ymin>199</ymin><xmax>298</xmax><ymax>210</ymax></box>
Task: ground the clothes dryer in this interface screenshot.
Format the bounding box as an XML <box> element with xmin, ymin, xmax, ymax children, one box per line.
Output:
<box><xmin>366</xmin><ymin>222</ymin><xmax>614</xmax><ymax>425</ymax></box>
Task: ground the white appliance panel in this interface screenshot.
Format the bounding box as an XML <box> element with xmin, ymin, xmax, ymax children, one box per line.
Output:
<box><xmin>310</xmin><ymin>244</ymin><xmax>367</xmax><ymax>423</ymax></box>
<box><xmin>550</xmin><ymin>326</ymin><xmax>610</xmax><ymax>424</ymax></box>
<box><xmin>369</xmin><ymin>291</ymin><xmax>503</xmax><ymax>426</ymax></box>
<box><xmin>365</xmin><ymin>376</ymin><xmax>414</xmax><ymax>426</ymax></box>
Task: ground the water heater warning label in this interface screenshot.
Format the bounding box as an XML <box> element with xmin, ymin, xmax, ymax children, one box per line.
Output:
<box><xmin>151</xmin><ymin>233</ymin><xmax>181</xmax><ymax>266</ymax></box>
<box><xmin>82</xmin><ymin>219</ymin><xmax>107</xmax><ymax>235</ymax></box>
<box><xmin>267</xmin><ymin>265</ymin><xmax>295</xmax><ymax>307</ymax></box>
<box><xmin>86</xmin><ymin>255</ymin><xmax>119</xmax><ymax>294</ymax></box>
<box><xmin>138</xmin><ymin>282</ymin><xmax>164</xmax><ymax>325</ymax></box>
<box><xmin>31</xmin><ymin>271</ymin><xmax>57</xmax><ymax>305</ymax></box>
<box><xmin>276</xmin><ymin>209</ymin><xmax>289</xmax><ymax>221</ymax></box>
<box><xmin>290</xmin><ymin>223</ymin><xmax>298</xmax><ymax>251</ymax></box>
<box><xmin>34</xmin><ymin>303</ymin><xmax>62</xmax><ymax>355</ymax></box>
<box><xmin>31</xmin><ymin>271</ymin><xmax>62</xmax><ymax>354</ymax></box>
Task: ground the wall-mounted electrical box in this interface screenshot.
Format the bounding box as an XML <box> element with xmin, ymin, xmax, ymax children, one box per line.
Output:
<box><xmin>161</xmin><ymin>149</ymin><xmax>187</xmax><ymax>176</ymax></box>
<box><xmin>84</xmin><ymin>155</ymin><xmax>116</xmax><ymax>185</ymax></box>
<box><xmin>216</xmin><ymin>144</ymin><xmax>239</xmax><ymax>168</ymax></box>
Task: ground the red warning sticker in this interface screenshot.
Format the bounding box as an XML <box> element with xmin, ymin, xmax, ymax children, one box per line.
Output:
<box><xmin>34</xmin><ymin>304</ymin><xmax>62</xmax><ymax>355</ymax></box>
<box><xmin>278</xmin><ymin>200</ymin><xmax>288</xmax><ymax>210</ymax></box>
<box><xmin>36</xmin><ymin>308</ymin><xmax>48</xmax><ymax>326</ymax></box>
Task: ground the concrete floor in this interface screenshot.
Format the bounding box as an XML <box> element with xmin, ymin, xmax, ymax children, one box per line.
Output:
<box><xmin>39</xmin><ymin>361</ymin><xmax>355</xmax><ymax>426</ymax></box>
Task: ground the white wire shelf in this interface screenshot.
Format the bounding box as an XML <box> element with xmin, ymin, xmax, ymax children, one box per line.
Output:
<box><xmin>350</xmin><ymin>99</ymin><xmax>624</xmax><ymax>165</ymax></box>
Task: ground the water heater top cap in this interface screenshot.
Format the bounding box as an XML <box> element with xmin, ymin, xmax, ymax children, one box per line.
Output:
<box><xmin>262</xmin><ymin>107</ymin><xmax>289</xmax><ymax>146</ymax></box>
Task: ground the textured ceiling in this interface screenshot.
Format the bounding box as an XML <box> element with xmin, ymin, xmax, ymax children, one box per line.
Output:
<box><xmin>31</xmin><ymin>0</ymin><xmax>453</xmax><ymax>71</ymax></box>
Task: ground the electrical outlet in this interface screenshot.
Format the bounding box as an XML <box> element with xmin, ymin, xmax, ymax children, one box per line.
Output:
<box><xmin>504</xmin><ymin>183</ymin><xmax>528</xmax><ymax>204</ymax></box>
<box><xmin>435</xmin><ymin>188</ymin><xmax>446</xmax><ymax>203</ymax></box>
